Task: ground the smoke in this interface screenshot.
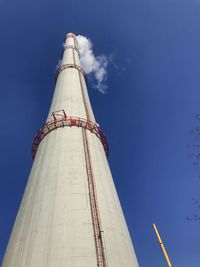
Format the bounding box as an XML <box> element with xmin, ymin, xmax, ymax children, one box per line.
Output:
<box><xmin>76</xmin><ymin>35</ymin><xmax>108</xmax><ymax>94</ymax></box>
<box><xmin>55</xmin><ymin>59</ymin><xmax>61</xmax><ymax>72</ymax></box>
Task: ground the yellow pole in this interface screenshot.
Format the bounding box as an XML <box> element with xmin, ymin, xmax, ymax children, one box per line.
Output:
<box><xmin>152</xmin><ymin>224</ymin><xmax>172</xmax><ymax>267</ymax></box>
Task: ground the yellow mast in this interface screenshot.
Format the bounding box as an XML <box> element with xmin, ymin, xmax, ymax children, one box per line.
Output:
<box><xmin>152</xmin><ymin>224</ymin><xmax>172</xmax><ymax>267</ymax></box>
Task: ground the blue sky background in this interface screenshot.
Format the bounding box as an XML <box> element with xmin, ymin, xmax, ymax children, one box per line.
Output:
<box><xmin>0</xmin><ymin>0</ymin><xmax>200</xmax><ymax>266</ymax></box>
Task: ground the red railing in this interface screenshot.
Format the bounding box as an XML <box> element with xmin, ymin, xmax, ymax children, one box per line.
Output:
<box><xmin>55</xmin><ymin>63</ymin><xmax>85</xmax><ymax>82</ymax></box>
<box><xmin>63</xmin><ymin>45</ymin><xmax>80</xmax><ymax>55</ymax></box>
<box><xmin>32</xmin><ymin>111</ymin><xmax>109</xmax><ymax>160</ymax></box>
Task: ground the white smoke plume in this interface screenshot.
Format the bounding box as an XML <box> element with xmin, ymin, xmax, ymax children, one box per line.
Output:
<box><xmin>76</xmin><ymin>35</ymin><xmax>108</xmax><ymax>94</ymax></box>
<box><xmin>55</xmin><ymin>59</ymin><xmax>61</xmax><ymax>72</ymax></box>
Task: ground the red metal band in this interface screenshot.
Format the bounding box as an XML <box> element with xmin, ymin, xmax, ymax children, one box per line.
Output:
<box><xmin>32</xmin><ymin>111</ymin><xmax>109</xmax><ymax>160</ymax></box>
<box><xmin>64</xmin><ymin>33</ymin><xmax>78</xmax><ymax>48</ymax></box>
<box><xmin>66</xmin><ymin>32</ymin><xmax>76</xmax><ymax>38</ymax></box>
<box><xmin>55</xmin><ymin>64</ymin><xmax>85</xmax><ymax>81</ymax></box>
<box><xmin>63</xmin><ymin>45</ymin><xmax>80</xmax><ymax>55</ymax></box>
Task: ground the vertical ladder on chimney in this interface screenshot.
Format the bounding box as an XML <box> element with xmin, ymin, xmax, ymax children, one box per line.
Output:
<box><xmin>82</xmin><ymin>128</ymin><xmax>107</xmax><ymax>267</ymax></box>
<box><xmin>70</xmin><ymin>34</ymin><xmax>107</xmax><ymax>266</ymax></box>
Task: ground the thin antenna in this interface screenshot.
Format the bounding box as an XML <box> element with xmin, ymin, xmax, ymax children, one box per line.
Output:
<box><xmin>152</xmin><ymin>224</ymin><xmax>172</xmax><ymax>267</ymax></box>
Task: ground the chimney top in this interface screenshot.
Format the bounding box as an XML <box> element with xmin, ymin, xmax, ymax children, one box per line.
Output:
<box><xmin>66</xmin><ymin>32</ymin><xmax>76</xmax><ymax>38</ymax></box>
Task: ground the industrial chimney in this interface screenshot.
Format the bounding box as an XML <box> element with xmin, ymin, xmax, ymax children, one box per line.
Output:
<box><xmin>2</xmin><ymin>33</ymin><xmax>139</xmax><ymax>267</ymax></box>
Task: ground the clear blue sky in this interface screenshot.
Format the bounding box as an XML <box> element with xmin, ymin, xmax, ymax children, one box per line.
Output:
<box><xmin>0</xmin><ymin>0</ymin><xmax>200</xmax><ymax>266</ymax></box>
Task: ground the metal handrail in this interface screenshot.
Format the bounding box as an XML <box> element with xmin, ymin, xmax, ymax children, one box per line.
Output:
<box><xmin>32</xmin><ymin>116</ymin><xmax>109</xmax><ymax>160</ymax></box>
